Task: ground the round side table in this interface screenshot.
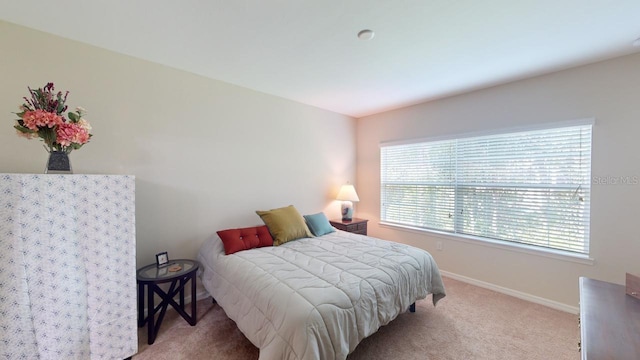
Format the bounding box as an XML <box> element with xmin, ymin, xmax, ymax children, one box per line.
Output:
<box><xmin>137</xmin><ymin>259</ymin><xmax>200</xmax><ymax>344</ymax></box>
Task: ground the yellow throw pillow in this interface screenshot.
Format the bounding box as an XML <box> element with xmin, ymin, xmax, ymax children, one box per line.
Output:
<box><xmin>256</xmin><ymin>205</ymin><xmax>314</xmax><ymax>246</ymax></box>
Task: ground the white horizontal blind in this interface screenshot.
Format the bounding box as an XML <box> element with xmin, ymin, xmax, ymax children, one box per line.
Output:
<box><xmin>381</xmin><ymin>124</ymin><xmax>592</xmax><ymax>254</ymax></box>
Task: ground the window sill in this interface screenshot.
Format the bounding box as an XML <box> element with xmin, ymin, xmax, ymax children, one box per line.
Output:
<box><xmin>379</xmin><ymin>222</ymin><xmax>595</xmax><ymax>265</ymax></box>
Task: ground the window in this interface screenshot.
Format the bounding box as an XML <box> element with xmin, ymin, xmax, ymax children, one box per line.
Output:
<box><xmin>380</xmin><ymin>122</ymin><xmax>592</xmax><ymax>254</ymax></box>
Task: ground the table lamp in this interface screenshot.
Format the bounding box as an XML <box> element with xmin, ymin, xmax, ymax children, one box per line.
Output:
<box><xmin>336</xmin><ymin>183</ymin><xmax>360</xmax><ymax>221</ymax></box>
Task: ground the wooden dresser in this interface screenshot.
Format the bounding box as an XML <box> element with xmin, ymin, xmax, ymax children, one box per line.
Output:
<box><xmin>579</xmin><ymin>277</ymin><xmax>640</xmax><ymax>359</ymax></box>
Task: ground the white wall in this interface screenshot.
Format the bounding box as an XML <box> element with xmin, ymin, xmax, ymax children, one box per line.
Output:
<box><xmin>0</xmin><ymin>21</ymin><xmax>356</xmax><ymax>269</ymax></box>
<box><xmin>357</xmin><ymin>52</ymin><xmax>640</xmax><ymax>307</ymax></box>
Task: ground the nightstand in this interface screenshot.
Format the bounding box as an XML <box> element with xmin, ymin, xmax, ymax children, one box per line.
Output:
<box><xmin>330</xmin><ymin>218</ymin><xmax>368</xmax><ymax>235</ymax></box>
<box><xmin>137</xmin><ymin>259</ymin><xmax>200</xmax><ymax>344</ymax></box>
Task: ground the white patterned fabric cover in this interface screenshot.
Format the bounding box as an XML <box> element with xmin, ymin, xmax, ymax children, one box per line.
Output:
<box><xmin>0</xmin><ymin>174</ymin><xmax>137</xmax><ymax>359</ymax></box>
<box><xmin>198</xmin><ymin>230</ymin><xmax>446</xmax><ymax>360</ymax></box>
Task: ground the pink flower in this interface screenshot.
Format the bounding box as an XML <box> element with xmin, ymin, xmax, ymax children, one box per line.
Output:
<box><xmin>21</xmin><ymin>109</ymin><xmax>64</xmax><ymax>130</ymax></box>
<box><xmin>77</xmin><ymin>118</ymin><xmax>92</xmax><ymax>133</ymax></box>
<box><xmin>56</xmin><ymin>122</ymin><xmax>90</xmax><ymax>147</ymax></box>
<box><xmin>15</xmin><ymin>83</ymin><xmax>92</xmax><ymax>153</ymax></box>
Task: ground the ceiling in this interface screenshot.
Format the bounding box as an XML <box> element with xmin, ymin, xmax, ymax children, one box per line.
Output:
<box><xmin>1</xmin><ymin>0</ymin><xmax>639</xmax><ymax>118</ymax></box>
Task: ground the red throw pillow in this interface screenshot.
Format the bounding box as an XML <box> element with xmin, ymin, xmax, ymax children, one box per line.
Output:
<box><xmin>217</xmin><ymin>225</ymin><xmax>274</xmax><ymax>255</ymax></box>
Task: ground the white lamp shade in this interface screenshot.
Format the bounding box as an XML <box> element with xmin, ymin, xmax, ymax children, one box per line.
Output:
<box><xmin>336</xmin><ymin>184</ymin><xmax>360</xmax><ymax>202</ymax></box>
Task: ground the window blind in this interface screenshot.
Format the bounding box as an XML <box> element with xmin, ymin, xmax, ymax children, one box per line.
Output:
<box><xmin>381</xmin><ymin>123</ymin><xmax>592</xmax><ymax>254</ymax></box>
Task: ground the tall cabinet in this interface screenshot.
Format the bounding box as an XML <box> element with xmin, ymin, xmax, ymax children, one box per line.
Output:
<box><xmin>0</xmin><ymin>174</ymin><xmax>137</xmax><ymax>359</ymax></box>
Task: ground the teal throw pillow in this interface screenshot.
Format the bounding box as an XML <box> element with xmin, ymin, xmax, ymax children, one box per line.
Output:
<box><xmin>304</xmin><ymin>212</ymin><xmax>335</xmax><ymax>237</ymax></box>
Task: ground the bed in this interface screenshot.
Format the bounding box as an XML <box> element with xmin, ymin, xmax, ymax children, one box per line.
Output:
<box><xmin>198</xmin><ymin>222</ymin><xmax>445</xmax><ymax>360</ymax></box>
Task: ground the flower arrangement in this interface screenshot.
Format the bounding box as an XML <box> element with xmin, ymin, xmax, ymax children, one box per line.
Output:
<box><xmin>14</xmin><ymin>82</ymin><xmax>92</xmax><ymax>153</ymax></box>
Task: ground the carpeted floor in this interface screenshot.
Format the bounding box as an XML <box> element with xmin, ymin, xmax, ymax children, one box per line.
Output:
<box><xmin>133</xmin><ymin>277</ymin><xmax>580</xmax><ymax>360</ymax></box>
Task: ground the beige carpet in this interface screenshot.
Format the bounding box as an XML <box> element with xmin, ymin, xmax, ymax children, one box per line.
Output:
<box><xmin>133</xmin><ymin>277</ymin><xmax>580</xmax><ymax>360</ymax></box>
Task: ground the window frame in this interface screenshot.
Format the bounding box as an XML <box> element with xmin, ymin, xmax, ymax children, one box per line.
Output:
<box><xmin>379</xmin><ymin>119</ymin><xmax>594</xmax><ymax>260</ymax></box>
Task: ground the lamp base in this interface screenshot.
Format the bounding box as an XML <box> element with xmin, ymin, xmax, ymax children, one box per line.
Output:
<box><xmin>341</xmin><ymin>201</ymin><xmax>354</xmax><ymax>221</ymax></box>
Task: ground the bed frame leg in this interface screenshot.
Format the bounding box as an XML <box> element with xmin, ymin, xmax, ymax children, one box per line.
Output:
<box><xmin>409</xmin><ymin>302</ymin><xmax>416</xmax><ymax>313</ymax></box>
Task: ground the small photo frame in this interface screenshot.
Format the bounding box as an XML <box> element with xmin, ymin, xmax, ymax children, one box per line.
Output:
<box><xmin>156</xmin><ymin>251</ymin><xmax>169</xmax><ymax>267</ymax></box>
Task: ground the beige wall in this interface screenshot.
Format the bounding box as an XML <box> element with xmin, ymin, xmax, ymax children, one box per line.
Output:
<box><xmin>357</xmin><ymin>52</ymin><xmax>640</xmax><ymax>307</ymax></box>
<box><xmin>4</xmin><ymin>19</ymin><xmax>639</xmax><ymax>309</ymax></box>
<box><xmin>0</xmin><ymin>21</ymin><xmax>356</xmax><ymax>269</ymax></box>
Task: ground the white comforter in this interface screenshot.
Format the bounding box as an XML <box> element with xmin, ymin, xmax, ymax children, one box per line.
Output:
<box><xmin>198</xmin><ymin>230</ymin><xmax>445</xmax><ymax>360</ymax></box>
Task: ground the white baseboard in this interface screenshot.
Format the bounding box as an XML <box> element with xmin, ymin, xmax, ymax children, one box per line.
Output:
<box><xmin>440</xmin><ymin>270</ymin><xmax>579</xmax><ymax>314</ymax></box>
<box><xmin>195</xmin><ymin>290</ymin><xmax>210</xmax><ymax>302</ymax></box>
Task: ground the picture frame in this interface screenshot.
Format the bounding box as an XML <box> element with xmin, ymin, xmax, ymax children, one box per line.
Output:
<box><xmin>156</xmin><ymin>251</ymin><xmax>169</xmax><ymax>267</ymax></box>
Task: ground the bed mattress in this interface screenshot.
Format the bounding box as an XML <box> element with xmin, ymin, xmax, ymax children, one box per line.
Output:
<box><xmin>198</xmin><ymin>229</ymin><xmax>445</xmax><ymax>360</ymax></box>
